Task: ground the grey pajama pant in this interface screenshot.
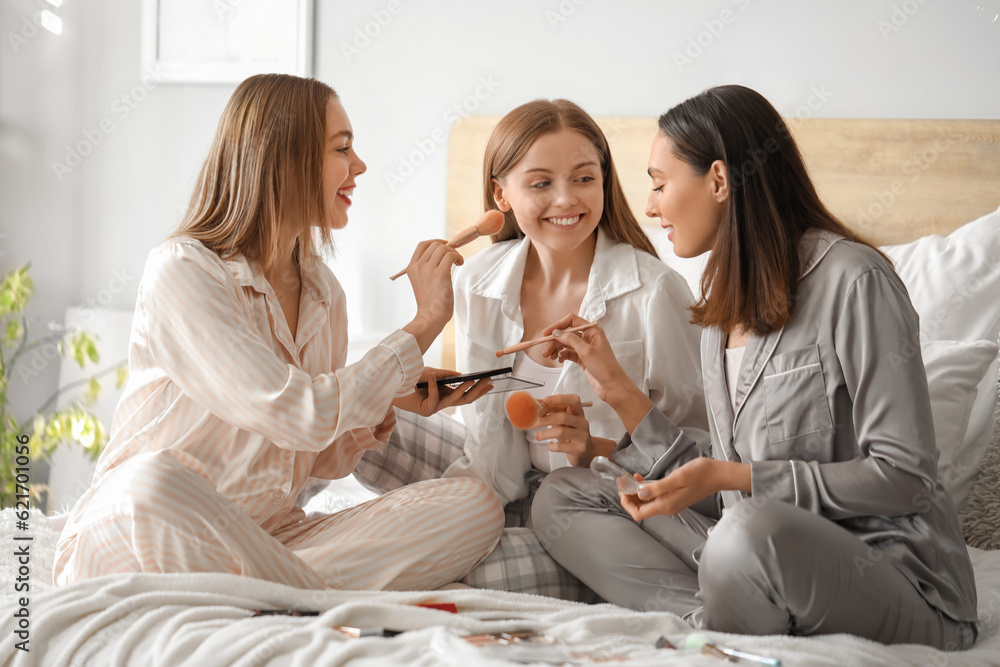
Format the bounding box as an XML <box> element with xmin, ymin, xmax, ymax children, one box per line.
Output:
<box><xmin>532</xmin><ymin>466</ymin><xmax>977</xmax><ymax>650</ymax></box>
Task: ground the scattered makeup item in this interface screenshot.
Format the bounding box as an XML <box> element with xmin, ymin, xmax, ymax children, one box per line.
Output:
<box><xmin>685</xmin><ymin>633</ymin><xmax>781</xmax><ymax>665</ymax></box>
<box><xmin>494</xmin><ymin>321</ymin><xmax>599</xmax><ymax>358</ymax></box>
<box><xmin>460</xmin><ymin>630</ymin><xmax>559</xmax><ymax>647</ymax></box>
<box><xmin>702</xmin><ymin>643</ymin><xmax>736</xmax><ymax>662</ymax></box>
<box><xmin>655</xmin><ymin>635</ymin><xmax>677</xmax><ymax>649</ymax></box>
<box><xmin>251</xmin><ymin>609</ymin><xmax>319</xmax><ymax>617</ymax></box>
<box><xmin>416</xmin><ymin>367</ymin><xmax>543</xmax><ymax>395</ymax></box>
<box><xmin>415</xmin><ymin>367</ymin><xmax>511</xmax><ymax>390</ymax></box>
<box><xmin>389</xmin><ymin>210</ymin><xmax>506</xmax><ymax>280</ymax></box>
<box><xmin>462</xmin><ymin>630</ymin><xmax>633</xmax><ymax>663</ymax></box>
<box><xmin>334</xmin><ymin>626</ymin><xmax>403</xmax><ymax>638</ymax></box>
<box><xmin>590</xmin><ymin>455</ymin><xmax>645</xmax><ymax>496</ymax></box>
<box><xmin>415</xmin><ymin>602</ymin><xmax>457</xmax><ymax>613</ymax></box>
<box><xmin>505</xmin><ymin>391</ymin><xmax>593</xmax><ymax>430</ymax></box>
<box><xmin>253</xmin><ymin>601</ymin><xmax>456</xmax><ymax>624</ymax></box>
<box><xmin>715</xmin><ymin>645</ymin><xmax>782</xmax><ymax>666</ymax></box>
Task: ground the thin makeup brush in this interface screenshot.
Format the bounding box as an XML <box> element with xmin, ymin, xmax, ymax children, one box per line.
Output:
<box><xmin>389</xmin><ymin>210</ymin><xmax>506</xmax><ymax>281</ymax></box>
<box><xmin>495</xmin><ymin>321</ymin><xmax>598</xmax><ymax>358</ymax></box>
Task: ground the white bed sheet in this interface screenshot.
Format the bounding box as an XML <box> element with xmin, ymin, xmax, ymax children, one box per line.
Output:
<box><xmin>3</xmin><ymin>510</ymin><xmax>1000</xmax><ymax>666</ymax></box>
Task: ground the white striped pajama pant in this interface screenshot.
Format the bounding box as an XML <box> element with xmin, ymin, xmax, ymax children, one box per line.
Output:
<box><xmin>54</xmin><ymin>450</ymin><xmax>504</xmax><ymax>590</ymax></box>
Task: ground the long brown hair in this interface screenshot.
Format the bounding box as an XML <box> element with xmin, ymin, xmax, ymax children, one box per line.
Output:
<box><xmin>173</xmin><ymin>74</ymin><xmax>336</xmax><ymax>272</ymax></box>
<box><xmin>659</xmin><ymin>85</ymin><xmax>882</xmax><ymax>335</ymax></box>
<box><xmin>483</xmin><ymin>99</ymin><xmax>657</xmax><ymax>258</ymax></box>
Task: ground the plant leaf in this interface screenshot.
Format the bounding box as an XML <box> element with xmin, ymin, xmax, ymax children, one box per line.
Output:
<box><xmin>0</xmin><ymin>265</ymin><xmax>34</xmax><ymax>317</ymax></box>
<box><xmin>4</xmin><ymin>319</ymin><xmax>22</xmax><ymax>346</ymax></box>
<box><xmin>85</xmin><ymin>377</ymin><xmax>100</xmax><ymax>402</ymax></box>
<box><xmin>115</xmin><ymin>365</ymin><xmax>128</xmax><ymax>389</ymax></box>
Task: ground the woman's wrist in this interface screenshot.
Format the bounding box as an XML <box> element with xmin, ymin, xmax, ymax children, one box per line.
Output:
<box><xmin>594</xmin><ymin>436</ymin><xmax>617</xmax><ymax>459</ymax></box>
<box><xmin>606</xmin><ymin>381</ymin><xmax>654</xmax><ymax>434</ymax></box>
<box><xmin>575</xmin><ymin>437</ymin><xmax>617</xmax><ymax>468</ymax></box>
<box><xmin>402</xmin><ymin>314</ymin><xmax>443</xmax><ymax>354</ymax></box>
<box><xmin>717</xmin><ymin>460</ymin><xmax>752</xmax><ymax>494</ymax></box>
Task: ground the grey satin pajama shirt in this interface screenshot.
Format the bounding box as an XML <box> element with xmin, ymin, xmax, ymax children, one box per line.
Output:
<box><xmin>533</xmin><ymin>230</ymin><xmax>978</xmax><ymax>648</ymax></box>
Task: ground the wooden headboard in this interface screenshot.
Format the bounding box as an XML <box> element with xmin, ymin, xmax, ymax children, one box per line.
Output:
<box><xmin>442</xmin><ymin>117</ymin><xmax>1000</xmax><ymax>368</ymax></box>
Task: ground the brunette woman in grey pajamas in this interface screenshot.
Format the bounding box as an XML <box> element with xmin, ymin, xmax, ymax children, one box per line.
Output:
<box><xmin>531</xmin><ymin>85</ymin><xmax>978</xmax><ymax>649</ymax></box>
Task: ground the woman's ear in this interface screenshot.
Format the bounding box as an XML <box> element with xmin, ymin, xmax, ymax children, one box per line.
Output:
<box><xmin>492</xmin><ymin>179</ymin><xmax>511</xmax><ymax>212</ymax></box>
<box><xmin>709</xmin><ymin>160</ymin><xmax>729</xmax><ymax>203</ymax></box>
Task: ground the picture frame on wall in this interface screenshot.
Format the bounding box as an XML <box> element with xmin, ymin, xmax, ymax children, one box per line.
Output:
<box><xmin>140</xmin><ymin>0</ymin><xmax>313</xmax><ymax>84</ymax></box>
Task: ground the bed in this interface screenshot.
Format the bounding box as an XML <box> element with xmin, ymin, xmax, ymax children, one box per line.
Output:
<box><xmin>2</xmin><ymin>116</ymin><xmax>999</xmax><ymax>666</ymax></box>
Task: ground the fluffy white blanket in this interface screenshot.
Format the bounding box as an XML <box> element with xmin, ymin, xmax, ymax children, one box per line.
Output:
<box><xmin>3</xmin><ymin>510</ymin><xmax>1000</xmax><ymax>666</ymax></box>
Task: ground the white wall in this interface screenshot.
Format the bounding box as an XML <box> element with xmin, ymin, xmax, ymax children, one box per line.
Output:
<box><xmin>1</xmin><ymin>0</ymin><xmax>998</xmax><ymax>488</ymax></box>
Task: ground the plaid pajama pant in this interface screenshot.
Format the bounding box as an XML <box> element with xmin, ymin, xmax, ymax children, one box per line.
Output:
<box><xmin>353</xmin><ymin>409</ymin><xmax>600</xmax><ymax>603</ymax></box>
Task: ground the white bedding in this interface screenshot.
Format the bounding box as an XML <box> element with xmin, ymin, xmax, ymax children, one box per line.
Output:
<box><xmin>3</xmin><ymin>511</ymin><xmax>1000</xmax><ymax>666</ymax></box>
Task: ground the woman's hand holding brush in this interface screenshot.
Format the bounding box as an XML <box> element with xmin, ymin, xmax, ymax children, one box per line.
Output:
<box><xmin>540</xmin><ymin>315</ymin><xmax>654</xmax><ymax>434</ymax></box>
<box><xmin>399</xmin><ymin>240</ymin><xmax>465</xmax><ymax>354</ymax></box>
<box><xmin>505</xmin><ymin>391</ymin><xmax>614</xmax><ymax>467</ymax></box>
<box><xmin>390</xmin><ymin>210</ymin><xmax>505</xmax><ymax>281</ymax></box>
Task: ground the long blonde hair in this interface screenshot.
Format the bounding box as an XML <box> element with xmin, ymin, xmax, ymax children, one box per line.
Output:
<box><xmin>482</xmin><ymin>99</ymin><xmax>657</xmax><ymax>258</ymax></box>
<box><xmin>173</xmin><ymin>73</ymin><xmax>336</xmax><ymax>271</ymax></box>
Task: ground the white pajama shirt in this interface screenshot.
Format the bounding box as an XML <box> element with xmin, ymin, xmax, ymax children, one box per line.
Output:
<box><xmin>54</xmin><ymin>238</ymin><xmax>502</xmax><ymax>590</ymax></box>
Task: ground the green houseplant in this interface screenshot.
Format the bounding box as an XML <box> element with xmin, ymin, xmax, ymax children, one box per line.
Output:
<box><xmin>0</xmin><ymin>264</ymin><xmax>127</xmax><ymax>508</ymax></box>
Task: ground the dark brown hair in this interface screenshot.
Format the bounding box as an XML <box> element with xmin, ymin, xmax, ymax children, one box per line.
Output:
<box><xmin>658</xmin><ymin>84</ymin><xmax>882</xmax><ymax>335</ymax></box>
<box><xmin>483</xmin><ymin>99</ymin><xmax>657</xmax><ymax>258</ymax></box>
<box><xmin>173</xmin><ymin>74</ymin><xmax>337</xmax><ymax>272</ymax></box>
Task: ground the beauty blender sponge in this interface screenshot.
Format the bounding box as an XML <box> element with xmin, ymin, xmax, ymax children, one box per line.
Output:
<box><xmin>505</xmin><ymin>391</ymin><xmax>542</xmax><ymax>430</ymax></box>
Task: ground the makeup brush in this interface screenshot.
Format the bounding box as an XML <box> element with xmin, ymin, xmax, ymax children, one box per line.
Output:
<box><xmin>389</xmin><ymin>210</ymin><xmax>506</xmax><ymax>281</ymax></box>
<box><xmin>505</xmin><ymin>390</ymin><xmax>592</xmax><ymax>430</ymax></box>
<box><xmin>495</xmin><ymin>322</ymin><xmax>598</xmax><ymax>358</ymax></box>
<box><xmin>684</xmin><ymin>633</ymin><xmax>781</xmax><ymax>665</ymax></box>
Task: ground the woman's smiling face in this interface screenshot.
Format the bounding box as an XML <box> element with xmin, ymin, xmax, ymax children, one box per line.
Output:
<box><xmin>492</xmin><ymin>129</ymin><xmax>604</xmax><ymax>254</ymax></box>
<box><xmin>323</xmin><ymin>97</ymin><xmax>367</xmax><ymax>230</ymax></box>
<box><xmin>645</xmin><ymin>131</ymin><xmax>727</xmax><ymax>258</ymax></box>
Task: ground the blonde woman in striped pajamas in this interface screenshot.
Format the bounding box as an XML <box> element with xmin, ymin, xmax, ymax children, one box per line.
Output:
<box><xmin>54</xmin><ymin>74</ymin><xmax>504</xmax><ymax>591</ymax></box>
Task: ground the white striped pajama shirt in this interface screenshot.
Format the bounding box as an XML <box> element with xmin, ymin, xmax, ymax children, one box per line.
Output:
<box><xmin>54</xmin><ymin>238</ymin><xmax>503</xmax><ymax>590</ymax></box>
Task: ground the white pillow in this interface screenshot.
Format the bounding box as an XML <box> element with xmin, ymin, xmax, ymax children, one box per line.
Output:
<box><xmin>924</xmin><ymin>339</ymin><xmax>1000</xmax><ymax>508</ymax></box>
<box><xmin>882</xmin><ymin>206</ymin><xmax>1000</xmax><ymax>344</ymax></box>
<box><xmin>882</xmin><ymin>206</ymin><xmax>1000</xmax><ymax>508</ymax></box>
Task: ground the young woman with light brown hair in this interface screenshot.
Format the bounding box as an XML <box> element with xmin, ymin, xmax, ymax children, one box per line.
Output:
<box><xmin>442</xmin><ymin>99</ymin><xmax>710</xmax><ymax>530</ymax></box>
<box><xmin>54</xmin><ymin>73</ymin><xmax>503</xmax><ymax>591</ymax></box>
